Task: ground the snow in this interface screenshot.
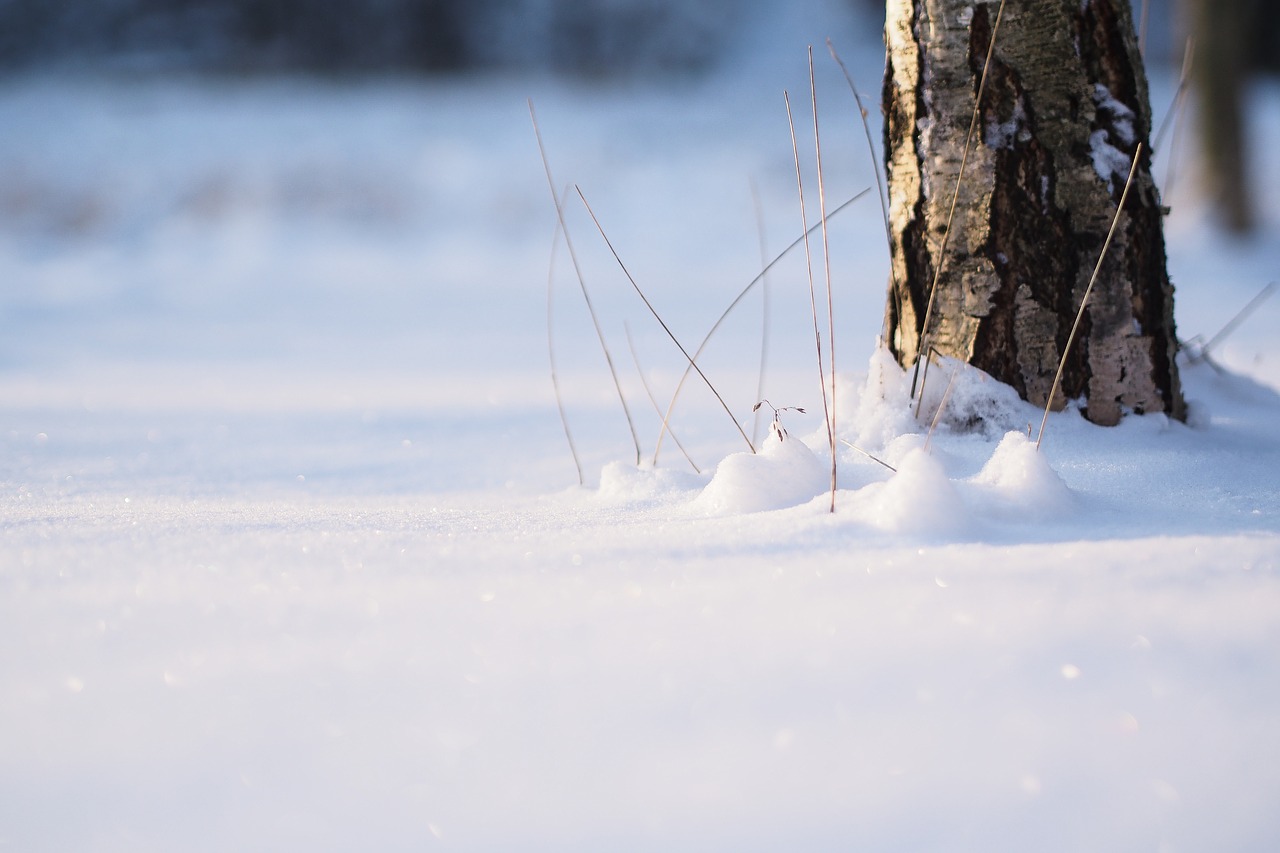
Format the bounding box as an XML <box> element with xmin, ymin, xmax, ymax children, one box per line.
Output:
<box><xmin>3</xmin><ymin>27</ymin><xmax>1280</xmax><ymax>853</ymax></box>
<box><xmin>1090</xmin><ymin>82</ymin><xmax>1140</xmax><ymax>191</ymax></box>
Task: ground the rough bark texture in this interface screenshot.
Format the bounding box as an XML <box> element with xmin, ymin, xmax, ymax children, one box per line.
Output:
<box><xmin>883</xmin><ymin>0</ymin><xmax>1184</xmax><ymax>425</ymax></box>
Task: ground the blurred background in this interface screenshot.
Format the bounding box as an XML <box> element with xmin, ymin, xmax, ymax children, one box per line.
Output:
<box><xmin>1</xmin><ymin>0</ymin><xmax>1277</xmax><ymax>494</ymax></box>
<box><xmin>0</xmin><ymin>0</ymin><xmax>1273</xmax><ymax>232</ymax></box>
<box><xmin>0</xmin><ymin>0</ymin><xmax>1272</xmax><ymax>78</ymax></box>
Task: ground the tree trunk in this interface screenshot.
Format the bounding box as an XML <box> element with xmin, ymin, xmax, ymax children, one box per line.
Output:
<box><xmin>883</xmin><ymin>0</ymin><xmax>1184</xmax><ymax>426</ymax></box>
<box><xmin>1190</xmin><ymin>0</ymin><xmax>1253</xmax><ymax>233</ymax></box>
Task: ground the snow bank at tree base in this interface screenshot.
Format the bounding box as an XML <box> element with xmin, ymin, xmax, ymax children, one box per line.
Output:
<box><xmin>595</xmin><ymin>350</ymin><xmax>1083</xmax><ymax>537</ymax></box>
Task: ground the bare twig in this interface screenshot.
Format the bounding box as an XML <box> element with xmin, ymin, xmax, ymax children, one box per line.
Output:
<box><xmin>1037</xmin><ymin>143</ymin><xmax>1144</xmax><ymax>450</ymax></box>
<box><xmin>529</xmin><ymin>99</ymin><xmax>642</xmax><ymax>466</ymax></box>
<box><xmin>576</xmin><ymin>186</ymin><xmax>756</xmax><ymax>454</ymax></box>
<box><xmin>754</xmin><ymin>399</ymin><xmax>806</xmax><ymax>442</ymax></box>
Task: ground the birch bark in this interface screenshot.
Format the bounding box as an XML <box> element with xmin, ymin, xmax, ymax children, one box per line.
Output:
<box><xmin>883</xmin><ymin>0</ymin><xmax>1183</xmax><ymax>425</ymax></box>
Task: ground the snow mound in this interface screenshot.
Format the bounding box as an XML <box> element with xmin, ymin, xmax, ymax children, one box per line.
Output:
<box><xmin>848</xmin><ymin>447</ymin><xmax>968</xmax><ymax>536</ymax></box>
<box><xmin>916</xmin><ymin>356</ymin><xmax>1039</xmax><ymax>438</ymax></box>
<box><xmin>849</xmin><ymin>344</ymin><xmax>918</xmax><ymax>450</ymax></box>
<box><xmin>597</xmin><ymin>461</ymin><xmax>704</xmax><ymax>506</ymax></box>
<box><xmin>695</xmin><ymin>424</ymin><xmax>828</xmax><ymax>515</ymax></box>
<box><xmin>968</xmin><ymin>430</ymin><xmax>1075</xmax><ymax>520</ymax></box>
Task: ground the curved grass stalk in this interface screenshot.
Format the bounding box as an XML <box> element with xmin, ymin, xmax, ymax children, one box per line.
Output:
<box><xmin>576</xmin><ymin>186</ymin><xmax>756</xmax><ymax>455</ymax></box>
<box><xmin>529</xmin><ymin>99</ymin><xmax>642</xmax><ymax>466</ymax></box>
<box><xmin>827</xmin><ymin>38</ymin><xmax>900</xmax><ymax>340</ymax></box>
<box><xmin>809</xmin><ymin>47</ymin><xmax>838</xmax><ymax>513</ymax></box>
<box><xmin>651</xmin><ymin>188</ymin><xmax>869</xmax><ymax>466</ymax></box>
<box><xmin>624</xmin><ymin>324</ymin><xmax>700</xmax><ymax>474</ymax></box>
<box><xmin>545</xmin><ymin>187</ymin><xmax>584</xmax><ymax>485</ymax></box>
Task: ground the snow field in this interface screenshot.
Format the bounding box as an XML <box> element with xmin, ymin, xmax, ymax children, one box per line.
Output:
<box><xmin>2</xmin><ymin>29</ymin><xmax>1280</xmax><ymax>852</ymax></box>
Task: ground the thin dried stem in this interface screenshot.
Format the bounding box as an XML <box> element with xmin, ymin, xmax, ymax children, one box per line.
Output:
<box><xmin>529</xmin><ymin>99</ymin><xmax>642</xmax><ymax>466</ymax></box>
<box><xmin>624</xmin><ymin>324</ymin><xmax>700</xmax><ymax>474</ymax></box>
<box><xmin>652</xmin><ymin>189</ymin><xmax>867</xmax><ymax>465</ymax></box>
<box><xmin>576</xmin><ymin>186</ymin><xmax>756</xmax><ymax>455</ymax></box>
<box><xmin>910</xmin><ymin>0</ymin><xmax>1007</xmax><ymax>400</ymax></box>
<box><xmin>1036</xmin><ymin>143</ymin><xmax>1144</xmax><ymax>451</ymax></box>
<box><xmin>749</xmin><ymin>178</ymin><xmax>771</xmax><ymax>448</ymax></box>
<box><xmin>809</xmin><ymin>48</ymin><xmax>838</xmax><ymax>513</ymax></box>
<box><xmin>1159</xmin><ymin>37</ymin><xmax>1195</xmax><ymax>198</ymax></box>
<box><xmin>924</xmin><ymin>362</ymin><xmax>960</xmax><ymax>454</ymax></box>
<box><xmin>839</xmin><ymin>439</ymin><xmax>897</xmax><ymax>473</ymax></box>
<box><xmin>784</xmin><ymin>90</ymin><xmax>834</xmax><ymax>482</ymax></box>
<box><xmin>545</xmin><ymin>185</ymin><xmax>584</xmax><ymax>485</ymax></box>
<box><xmin>1200</xmin><ymin>280</ymin><xmax>1277</xmax><ymax>357</ymax></box>
<box><xmin>827</xmin><ymin>38</ymin><xmax>899</xmax><ymax>340</ymax></box>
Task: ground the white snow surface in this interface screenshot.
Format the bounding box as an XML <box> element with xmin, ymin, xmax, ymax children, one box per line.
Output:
<box><xmin>3</xmin><ymin>31</ymin><xmax>1280</xmax><ymax>853</ymax></box>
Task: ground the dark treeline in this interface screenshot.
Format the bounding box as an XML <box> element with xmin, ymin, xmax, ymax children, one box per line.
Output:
<box><xmin>0</xmin><ymin>0</ymin><xmax>741</xmax><ymax>75</ymax></box>
<box><xmin>1</xmin><ymin>1</ymin><xmax>1278</xmax><ymax>78</ymax></box>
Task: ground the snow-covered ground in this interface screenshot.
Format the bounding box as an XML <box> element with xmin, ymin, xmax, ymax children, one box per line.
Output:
<box><xmin>3</xmin><ymin>12</ymin><xmax>1280</xmax><ymax>852</ymax></box>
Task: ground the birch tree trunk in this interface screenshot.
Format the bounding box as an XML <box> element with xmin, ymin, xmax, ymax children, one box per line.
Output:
<box><xmin>883</xmin><ymin>0</ymin><xmax>1184</xmax><ymax>425</ymax></box>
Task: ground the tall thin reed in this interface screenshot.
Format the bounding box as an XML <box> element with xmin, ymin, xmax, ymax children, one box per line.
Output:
<box><xmin>529</xmin><ymin>100</ymin><xmax>642</xmax><ymax>466</ymax></box>
<box><xmin>808</xmin><ymin>48</ymin><xmax>838</xmax><ymax>513</ymax></box>
<box><xmin>749</xmin><ymin>179</ymin><xmax>771</xmax><ymax>448</ymax></box>
<box><xmin>827</xmin><ymin>39</ymin><xmax>899</xmax><ymax>340</ymax></box>
<box><xmin>624</xmin><ymin>324</ymin><xmax>700</xmax><ymax>473</ymax></box>
<box><xmin>924</xmin><ymin>362</ymin><xmax>960</xmax><ymax>454</ymax></box>
<box><xmin>785</xmin><ymin>90</ymin><xmax>834</xmax><ymax>492</ymax></box>
<box><xmin>576</xmin><ymin>186</ymin><xmax>756</xmax><ymax>454</ymax></box>
<box><xmin>545</xmin><ymin>187</ymin><xmax>584</xmax><ymax>485</ymax></box>
<box><xmin>1158</xmin><ymin>38</ymin><xmax>1195</xmax><ymax>198</ymax></box>
<box><xmin>652</xmin><ymin>190</ymin><xmax>867</xmax><ymax>465</ymax></box>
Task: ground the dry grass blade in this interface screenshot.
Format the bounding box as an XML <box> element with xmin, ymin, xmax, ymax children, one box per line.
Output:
<box><xmin>808</xmin><ymin>47</ymin><xmax>838</xmax><ymax>513</ymax></box>
<box><xmin>576</xmin><ymin>185</ymin><xmax>757</xmax><ymax>455</ymax></box>
<box><xmin>749</xmin><ymin>178</ymin><xmax>771</xmax><ymax>448</ymax></box>
<box><xmin>624</xmin><ymin>324</ymin><xmax>700</xmax><ymax>474</ymax></box>
<box><xmin>1036</xmin><ymin>143</ymin><xmax>1144</xmax><ymax>451</ymax></box>
<box><xmin>911</xmin><ymin>0</ymin><xmax>1007</xmax><ymax>400</ymax></box>
<box><xmin>827</xmin><ymin>38</ymin><xmax>899</xmax><ymax>340</ymax></box>
<box><xmin>784</xmin><ymin>90</ymin><xmax>834</xmax><ymax>469</ymax></box>
<box><xmin>839</xmin><ymin>439</ymin><xmax>897</xmax><ymax>473</ymax></box>
<box><xmin>924</xmin><ymin>362</ymin><xmax>960</xmax><ymax>454</ymax></box>
<box><xmin>1157</xmin><ymin>37</ymin><xmax>1194</xmax><ymax>198</ymax></box>
<box><xmin>1199</xmin><ymin>280</ymin><xmax>1278</xmax><ymax>358</ymax></box>
<box><xmin>652</xmin><ymin>189</ymin><xmax>867</xmax><ymax>465</ymax></box>
<box><xmin>529</xmin><ymin>99</ymin><xmax>642</xmax><ymax>466</ymax></box>
<box><xmin>545</xmin><ymin>186</ymin><xmax>584</xmax><ymax>485</ymax></box>
<box><xmin>1154</xmin><ymin>37</ymin><xmax>1194</xmax><ymax>152</ymax></box>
